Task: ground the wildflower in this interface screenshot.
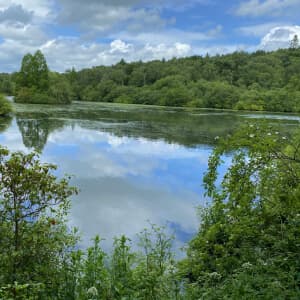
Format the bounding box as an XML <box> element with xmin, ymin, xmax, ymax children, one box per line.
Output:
<box><xmin>208</xmin><ymin>272</ymin><xmax>221</xmax><ymax>280</ymax></box>
<box><xmin>242</xmin><ymin>262</ymin><xmax>252</xmax><ymax>269</ymax></box>
<box><xmin>249</xmin><ymin>134</ymin><xmax>254</xmax><ymax>138</ymax></box>
<box><xmin>87</xmin><ymin>286</ymin><xmax>98</xmax><ymax>297</ymax></box>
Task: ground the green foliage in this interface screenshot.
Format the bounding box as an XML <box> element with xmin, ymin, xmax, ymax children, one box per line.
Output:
<box><xmin>133</xmin><ymin>224</ymin><xmax>179</xmax><ymax>300</ymax></box>
<box><xmin>60</xmin><ymin>225</ymin><xmax>178</xmax><ymax>300</ymax></box>
<box><xmin>0</xmin><ymin>94</ymin><xmax>12</xmax><ymax>116</ymax></box>
<box><xmin>0</xmin><ymin>73</ymin><xmax>15</xmax><ymax>95</ymax></box>
<box><xmin>15</xmin><ymin>51</ymin><xmax>72</xmax><ymax>105</ymax></box>
<box><xmin>290</xmin><ymin>35</ymin><xmax>299</xmax><ymax>49</ymax></box>
<box><xmin>0</xmin><ymin>147</ymin><xmax>78</xmax><ymax>298</ymax></box>
<box><xmin>181</xmin><ymin>122</ymin><xmax>300</xmax><ymax>299</ymax></box>
<box><xmin>17</xmin><ymin>51</ymin><xmax>49</xmax><ymax>91</ymax></box>
<box><xmin>110</xmin><ymin>236</ymin><xmax>135</xmax><ymax>299</ymax></box>
<box><xmin>60</xmin><ymin>47</ymin><xmax>300</xmax><ymax>112</ymax></box>
<box><xmin>48</xmin><ymin>72</ymin><xmax>73</xmax><ymax>104</ymax></box>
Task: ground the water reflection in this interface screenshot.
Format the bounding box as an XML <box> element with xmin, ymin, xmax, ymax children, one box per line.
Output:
<box><xmin>13</xmin><ymin>102</ymin><xmax>245</xmax><ymax>148</ymax></box>
<box><xmin>0</xmin><ymin>115</ymin><xmax>12</xmax><ymax>133</ymax></box>
<box><xmin>0</xmin><ymin>102</ymin><xmax>299</xmax><ymax>252</ymax></box>
<box><xmin>16</xmin><ymin>117</ymin><xmax>65</xmax><ymax>152</ymax></box>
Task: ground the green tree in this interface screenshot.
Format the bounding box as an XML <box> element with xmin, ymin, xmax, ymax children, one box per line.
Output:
<box><xmin>17</xmin><ymin>50</ymin><xmax>49</xmax><ymax>91</ymax></box>
<box><xmin>290</xmin><ymin>34</ymin><xmax>299</xmax><ymax>49</ymax></box>
<box><xmin>0</xmin><ymin>147</ymin><xmax>78</xmax><ymax>298</ymax></box>
<box><xmin>181</xmin><ymin>122</ymin><xmax>300</xmax><ymax>299</ymax></box>
<box><xmin>33</xmin><ymin>50</ymin><xmax>49</xmax><ymax>91</ymax></box>
<box><xmin>134</xmin><ymin>224</ymin><xmax>178</xmax><ymax>300</ymax></box>
<box><xmin>110</xmin><ymin>236</ymin><xmax>135</xmax><ymax>299</ymax></box>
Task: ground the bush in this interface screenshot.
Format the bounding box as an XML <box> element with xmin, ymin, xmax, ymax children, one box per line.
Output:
<box><xmin>0</xmin><ymin>94</ymin><xmax>12</xmax><ymax>115</ymax></box>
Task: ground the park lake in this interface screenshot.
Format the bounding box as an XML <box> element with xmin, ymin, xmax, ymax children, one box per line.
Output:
<box><xmin>0</xmin><ymin>101</ymin><xmax>299</xmax><ymax>252</ymax></box>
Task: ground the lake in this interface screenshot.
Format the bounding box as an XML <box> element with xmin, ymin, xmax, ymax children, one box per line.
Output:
<box><xmin>0</xmin><ymin>101</ymin><xmax>299</xmax><ymax>252</ymax></box>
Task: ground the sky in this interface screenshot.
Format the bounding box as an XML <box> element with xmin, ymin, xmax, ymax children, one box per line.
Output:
<box><xmin>0</xmin><ymin>0</ymin><xmax>299</xmax><ymax>72</ymax></box>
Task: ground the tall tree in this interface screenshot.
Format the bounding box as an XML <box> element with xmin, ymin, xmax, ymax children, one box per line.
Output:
<box><xmin>33</xmin><ymin>50</ymin><xmax>49</xmax><ymax>90</ymax></box>
<box><xmin>17</xmin><ymin>50</ymin><xmax>49</xmax><ymax>91</ymax></box>
<box><xmin>290</xmin><ymin>34</ymin><xmax>299</xmax><ymax>49</ymax></box>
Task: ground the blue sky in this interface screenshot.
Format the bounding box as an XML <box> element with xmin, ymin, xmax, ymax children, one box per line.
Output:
<box><xmin>0</xmin><ymin>0</ymin><xmax>299</xmax><ymax>72</ymax></box>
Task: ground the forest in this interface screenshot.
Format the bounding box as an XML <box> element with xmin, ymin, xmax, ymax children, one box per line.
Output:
<box><xmin>0</xmin><ymin>122</ymin><xmax>299</xmax><ymax>299</ymax></box>
<box><xmin>67</xmin><ymin>47</ymin><xmax>300</xmax><ymax>112</ymax></box>
<box><xmin>0</xmin><ymin>40</ymin><xmax>300</xmax><ymax>111</ymax></box>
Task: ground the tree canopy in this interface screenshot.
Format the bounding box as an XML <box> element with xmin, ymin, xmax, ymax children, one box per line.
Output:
<box><xmin>61</xmin><ymin>47</ymin><xmax>300</xmax><ymax>113</ymax></box>
<box><xmin>18</xmin><ymin>50</ymin><xmax>49</xmax><ymax>91</ymax></box>
<box><xmin>15</xmin><ymin>51</ymin><xmax>73</xmax><ymax>105</ymax></box>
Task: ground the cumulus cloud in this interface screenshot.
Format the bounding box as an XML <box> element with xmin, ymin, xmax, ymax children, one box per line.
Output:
<box><xmin>234</xmin><ymin>0</ymin><xmax>300</xmax><ymax>17</ymax></box>
<box><xmin>56</xmin><ymin>0</ymin><xmax>169</xmax><ymax>35</ymax></box>
<box><xmin>39</xmin><ymin>37</ymin><xmax>193</xmax><ymax>71</ymax></box>
<box><xmin>259</xmin><ymin>25</ymin><xmax>300</xmax><ymax>50</ymax></box>
<box><xmin>110</xmin><ymin>39</ymin><xmax>133</xmax><ymax>53</ymax></box>
<box><xmin>144</xmin><ymin>42</ymin><xmax>191</xmax><ymax>59</ymax></box>
<box><xmin>0</xmin><ymin>4</ymin><xmax>33</xmax><ymax>24</ymax></box>
<box><xmin>0</xmin><ymin>0</ymin><xmax>53</xmax><ymax>19</ymax></box>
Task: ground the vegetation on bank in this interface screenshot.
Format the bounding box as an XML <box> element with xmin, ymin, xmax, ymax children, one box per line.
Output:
<box><xmin>0</xmin><ymin>94</ymin><xmax>12</xmax><ymax>116</ymax></box>
<box><xmin>14</xmin><ymin>51</ymin><xmax>72</xmax><ymax>105</ymax></box>
<box><xmin>0</xmin><ymin>122</ymin><xmax>299</xmax><ymax>299</ymax></box>
<box><xmin>66</xmin><ymin>37</ymin><xmax>300</xmax><ymax>112</ymax></box>
<box><xmin>1</xmin><ymin>36</ymin><xmax>300</xmax><ymax>111</ymax></box>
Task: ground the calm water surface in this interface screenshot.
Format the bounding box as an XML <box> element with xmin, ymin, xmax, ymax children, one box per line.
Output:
<box><xmin>0</xmin><ymin>102</ymin><xmax>299</xmax><ymax>251</ymax></box>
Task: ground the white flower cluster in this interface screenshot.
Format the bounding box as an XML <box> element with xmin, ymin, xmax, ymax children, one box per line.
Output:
<box><xmin>87</xmin><ymin>286</ymin><xmax>98</xmax><ymax>297</ymax></box>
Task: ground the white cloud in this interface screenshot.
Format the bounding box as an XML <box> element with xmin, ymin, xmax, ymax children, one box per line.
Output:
<box><xmin>259</xmin><ymin>25</ymin><xmax>300</xmax><ymax>50</ymax></box>
<box><xmin>144</xmin><ymin>42</ymin><xmax>191</xmax><ymax>59</ymax></box>
<box><xmin>0</xmin><ymin>23</ymin><xmax>46</xmax><ymax>43</ymax></box>
<box><xmin>0</xmin><ymin>0</ymin><xmax>53</xmax><ymax>19</ymax></box>
<box><xmin>56</xmin><ymin>0</ymin><xmax>168</xmax><ymax>35</ymax></box>
<box><xmin>28</xmin><ymin>37</ymin><xmax>194</xmax><ymax>71</ymax></box>
<box><xmin>0</xmin><ymin>4</ymin><xmax>33</xmax><ymax>24</ymax></box>
<box><xmin>234</xmin><ymin>0</ymin><xmax>300</xmax><ymax>17</ymax></box>
<box><xmin>110</xmin><ymin>39</ymin><xmax>133</xmax><ymax>54</ymax></box>
<box><xmin>238</xmin><ymin>22</ymin><xmax>288</xmax><ymax>37</ymax></box>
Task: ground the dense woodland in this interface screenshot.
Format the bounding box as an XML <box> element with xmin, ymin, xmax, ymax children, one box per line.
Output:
<box><xmin>0</xmin><ymin>122</ymin><xmax>299</xmax><ymax>299</ymax></box>
<box><xmin>1</xmin><ymin>39</ymin><xmax>300</xmax><ymax>111</ymax></box>
<box><xmin>67</xmin><ymin>48</ymin><xmax>300</xmax><ymax>112</ymax></box>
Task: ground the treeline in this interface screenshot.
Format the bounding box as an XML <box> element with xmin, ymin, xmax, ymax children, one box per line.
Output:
<box><xmin>0</xmin><ymin>47</ymin><xmax>300</xmax><ymax>112</ymax></box>
<box><xmin>1</xmin><ymin>46</ymin><xmax>300</xmax><ymax>110</ymax></box>
<box><xmin>0</xmin><ymin>122</ymin><xmax>299</xmax><ymax>299</ymax></box>
<box><xmin>65</xmin><ymin>47</ymin><xmax>300</xmax><ymax>112</ymax></box>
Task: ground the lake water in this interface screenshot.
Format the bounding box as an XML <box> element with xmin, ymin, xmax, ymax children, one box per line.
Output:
<box><xmin>0</xmin><ymin>101</ymin><xmax>299</xmax><ymax>252</ymax></box>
